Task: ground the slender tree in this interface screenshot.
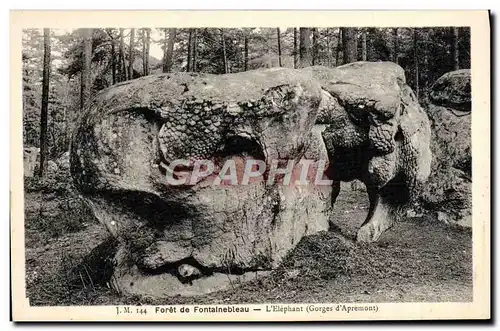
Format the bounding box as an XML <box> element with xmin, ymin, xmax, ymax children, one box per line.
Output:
<box><xmin>392</xmin><ymin>28</ymin><xmax>399</xmax><ymax>64</ymax></box>
<box><xmin>192</xmin><ymin>29</ymin><xmax>198</xmax><ymax>72</ymax></box>
<box><xmin>141</xmin><ymin>29</ymin><xmax>146</xmax><ymax>75</ymax></box>
<box><xmin>299</xmin><ymin>28</ymin><xmax>312</xmax><ymax>68</ymax></box>
<box><xmin>119</xmin><ymin>28</ymin><xmax>126</xmax><ymax>81</ymax></box>
<box><xmin>422</xmin><ymin>28</ymin><xmax>430</xmax><ymax>92</ymax></box>
<box><xmin>187</xmin><ymin>29</ymin><xmax>193</xmax><ymax>72</ymax></box>
<box><xmin>453</xmin><ymin>27</ymin><xmax>460</xmax><ymax>70</ymax></box>
<box><xmin>244</xmin><ymin>29</ymin><xmax>249</xmax><ymax>71</ymax></box>
<box><xmin>312</xmin><ymin>28</ymin><xmax>319</xmax><ymax>65</ymax></box>
<box><xmin>277</xmin><ymin>28</ymin><xmax>282</xmax><ymax>67</ymax></box>
<box><xmin>128</xmin><ymin>28</ymin><xmax>135</xmax><ymax>79</ymax></box>
<box><xmin>361</xmin><ymin>29</ymin><xmax>367</xmax><ymax>61</ymax></box>
<box><xmin>146</xmin><ymin>29</ymin><xmax>151</xmax><ymax>75</ymax></box>
<box><xmin>80</xmin><ymin>28</ymin><xmax>92</xmax><ymax>111</ymax></box>
<box><xmin>141</xmin><ymin>28</ymin><xmax>150</xmax><ymax>76</ymax></box>
<box><xmin>105</xmin><ymin>29</ymin><xmax>117</xmax><ymax>84</ymax></box>
<box><xmin>111</xmin><ymin>40</ymin><xmax>116</xmax><ymax>84</ymax></box>
<box><xmin>293</xmin><ymin>28</ymin><xmax>298</xmax><ymax>69</ymax></box>
<box><xmin>413</xmin><ymin>28</ymin><xmax>419</xmax><ymax>99</ymax></box>
<box><xmin>341</xmin><ymin>27</ymin><xmax>357</xmax><ymax>64</ymax></box>
<box><xmin>221</xmin><ymin>29</ymin><xmax>228</xmax><ymax>74</ymax></box>
<box><xmin>336</xmin><ymin>28</ymin><xmax>342</xmax><ymax>66</ymax></box>
<box><xmin>162</xmin><ymin>29</ymin><xmax>168</xmax><ymax>72</ymax></box>
<box><xmin>326</xmin><ymin>28</ymin><xmax>332</xmax><ymax>66</ymax></box>
<box><xmin>37</xmin><ymin>28</ymin><xmax>51</xmax><ymax>178</ymax></box>
<box><xmin>163</xmin><ymin>28</ymin><xmax>177</xmax><ymax>73</ymax></box>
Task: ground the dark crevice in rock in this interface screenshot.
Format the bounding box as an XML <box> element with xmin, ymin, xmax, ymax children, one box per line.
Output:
<box><xmin>394</xmin><ymin>127</ymin><xmax>404</xmax><ymax>142</ymax></box>
<box><xmin>215</xmin><ymin>135</ymin><xmax>265</xmax><ymax>161</ymax></box>
<box><xmin>137</xmin><ymin>255</ymin><xmax>271</xmax><ymax>284</ymax></box>
<box><xmin>328</xmin><ymin>145</ymin><xmax>372</xmax><ymax>182</ymax></box>
<box><xmin>92</xmin><ymin>189</ymin><xmax>200</xmax><ymax>233</ymax></box>
<box><xmin>180</xmin><ymin>83</ymin><xmax>190</xmax><ymax>95</ymax></box>
<box><xmin>138</xmin><ymin>256</ymin><xmax>212</xmax><ymax>281</ymax></box>
<box><xmin>379</xmin><ymin>173</ymin><xmax>412</xmax><ymax>206</ymax></box>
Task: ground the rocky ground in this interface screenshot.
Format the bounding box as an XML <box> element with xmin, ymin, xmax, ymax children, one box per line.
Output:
<box><xmin>24</xmin><ymin>182</ymin><xmax>472</xmax><ymax>306</ymax></box>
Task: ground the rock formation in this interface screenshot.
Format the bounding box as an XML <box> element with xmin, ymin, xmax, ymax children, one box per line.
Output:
<box><xmin>70</xmin><ymin>62</ymin><xmax>432</xmax><ymax>297</ymax></box>
<box><xmin>71</xmin><ymin>68</ymin><xmax>332</xmax><ymax>297</ymax></box>
<box><xmin>23</xmin><ymin>146</ymin><xmax>39</xmax><ymax>177</ymax></box>
<box><xmin>422</xmin><ymin>69</ymin><xmax>471</xmax><ymax>227</ymax></box>
<box><xmin>429</xmin><ymin>69</ymin><xmax>471</xmax><ymax>111</ymax></box>
<box><xmin>307</xmin><ymin>62</ymin><xmax>432</xmax><ymax>242</ymax></box>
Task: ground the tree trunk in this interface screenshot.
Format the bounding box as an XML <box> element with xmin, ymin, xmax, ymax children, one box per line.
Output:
<box><xmin>141</xmin><ymin>29</ymin><xmax>146</xmax><ymax>76</ymax></box>
<box><xmin>145</xmin><ymin>28</ymin><xmax>150</xmax><ymax>75</ymax></box>
<box><xmin>326</xmin><ymin>28</ymin><xmax>331</xmax><ymax>66</ymax></box>
<box><xmin>163</xmin><ymin>28</ymin><xmax>176</xmax><ymax>73</ymax></box>
<box><xmin>244</xmin><ymin>30</ymin><xmax>249</xmax><ymax>71</ymax></box>
<box><xmin>367</xmin><ymin>28</ymin><xmax>373</xmax><ymax>61</ymax></box>
<box><xmin>422</xmin><ymin>28</ymin><xmax>430</xmax><ymax>93</ymax></box>
<box><xmin>312</xmin><ymin>28</ymin><xmax>319</xmax><ymax>65</ymax></box>
<box><xmin>80</xmin><ymin>28</ymin><xmax>92</xmax><ymax>111</ymax></box>
<box><xmin>187</xmin><ymin>29</ymin><xmax>193</xmax><ymax>72</ymax></box>
<box><xmin>413</xmin><ymin>28</ymin><xmax>419</xmax><ymax>99</ymax></box>
<box><xmin>293</xmin><ymin>28</ymin><xmax>298</xmax><ymax>69</ymax></box>
<box><xmin>111</xmin><ymin>35</ymin><xmax>116</xmax><ymax>84</ymax></box>
<box><xmin>453</xmin><ymin>27</ymin><xmax>460</xmax><ymax>70</ymax></box>
<box><xmin>341</xmin><ymin>28</ymin><xmax>357</xmax><ymax>64</ymax></box>
<box><xmin>162</xmin><ymin>29</ymin><xmax>167</xmax><ymax>73</ymax></box>
<box><xmin>336</xmin><ymin>28</ymin><xmax>342</xmax><ymax>66</ymax></box>
<box><xmin>221</xmin><ymin>29</ymin><xmax>228</xmax><ymax>74</ymax></box>
<box><xmin>277</xmin><ymin>28</ymin><xmax>282</xmax><ymax>67</ymax></box>
<box><xmin>392</xmin><ymin>28</ymin><xmax>399</xmax><ymax>64</ymax></box>
<box><xmin>128</xmin><ymin>28</ymin><xmax>135</xmax><ymax>79</ymax></box>
<box><xmin>37</xmin><ymin>28</ymin><xmax>51</xmax><ymax>178</ymax></box>
<box><xmin>119</xmin><ymin>28</ymin><xmax>126</xmax><ymax>81</ymax></box>
<box><xmin>141</xmin><ymin>29</ymin><xmax>150</xmax><ymax>76</ymax></box>
<box><xmin>299</xmin><ymin>28</ymin><xmax>312</xmax><ymax>68</ymax></box>
<box><xmin>361</xmin><ymin>29</ymin><xmax>367</xmax><ymax>61</ymax></box>
<box><xmin>192</xmin><ymin>29</ymin><xmax>198</xmax><ymax>72</ymax></box>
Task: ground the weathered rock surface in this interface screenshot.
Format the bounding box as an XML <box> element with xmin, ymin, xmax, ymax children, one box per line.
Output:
<box><xmin>306</xmin><ymin>62</ymin><xmax>432</xmax><ymax>242</ymax></box>
<box><xmin>23</xmin><ymin>146</ymin><xmax>39</xmax><ymax>177</ymax></box>
<box><xmin>429</xmin><ymin>69</ymin><xmax>471</xmax><ymax>111</ymax></box>
<box><xmin>422</xmin><ymin>70</ymin><xmax>471</xmax><ymax>227</ymax></box>
<box><xmin>71</xmin><ymin>68</ymin><xmax>332</xmax><ymax>298</ymax></box>
<box><xmin>56</xmin><ymin>151</ymin><xmax>70</xmax><ymax>172</ymax></box>
<box><xmin>70</xmin><ymin>62</ymin><xmax>432</xmax><ymax>297</ymax></box>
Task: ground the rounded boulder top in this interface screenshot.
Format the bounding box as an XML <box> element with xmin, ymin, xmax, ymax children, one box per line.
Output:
<box><xmin>429</xmin><ymin>69</ymin><xmax>471</xmax><ymax>111</ymax></box>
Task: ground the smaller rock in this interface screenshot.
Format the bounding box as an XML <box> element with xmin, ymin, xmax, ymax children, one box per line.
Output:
<box><xmin>429</xmin><ymin>69</ymin><xmax>471</xmax><ymax>111</ymax></box>
<box><xmin>437</xmin><ymin>211</ymin><xmax>449</xmax><ymax>223</ymax></box>
<box><xmin>284</xmin><ymin>269</ymin><xmax>300</xmax><ymax>279</ymax></box>
<box><xmin>47</xmin><ymin>160</ymin><xmax>59</xmax><ymax>174</ymax></box>
<box><xmin>406</xmin><ymin>209</ymin><xmax>422</xmax><ymax>218</ymax></box>
<box><xmin>178</xmin><ymin>264</ymin><xmax>202</xmax><ymax>279</ymax></box>
<box><xmin>23</xmin><ymin>146</ymin><xmax>40</xmax><ymax>177</ymax></box>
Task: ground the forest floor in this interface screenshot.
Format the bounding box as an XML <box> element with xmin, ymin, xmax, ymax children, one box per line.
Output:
<box><xmin>24</xmin><ymin>183</ymin><xmax>472</xmax><ymax>306</ymax></box>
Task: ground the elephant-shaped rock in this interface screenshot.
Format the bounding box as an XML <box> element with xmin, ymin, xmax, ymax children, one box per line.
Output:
<box><xmin>304</xmin><ymin>62</ymin><xmax>432</xmax><ymax>242</ymax></box>
<box><xmin>70</xmin><ymin>62</ymin><xmax>432</xmax><ymax>298</ymax></box>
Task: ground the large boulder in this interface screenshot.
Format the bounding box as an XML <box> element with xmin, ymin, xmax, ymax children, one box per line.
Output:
<box><xmin>71</xmin><ymin>62</ymin><xmax>432</xmax><ymax>298</ymax></box>
<box><xmin>71</xmin><ymin>68</ymin><xmax>332</xmax><ymax>297</ymax></box>
<box><xmin>422</xmin><ymin>69</ymin><xmax>471</xmax><ymax>227</ymax></box>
